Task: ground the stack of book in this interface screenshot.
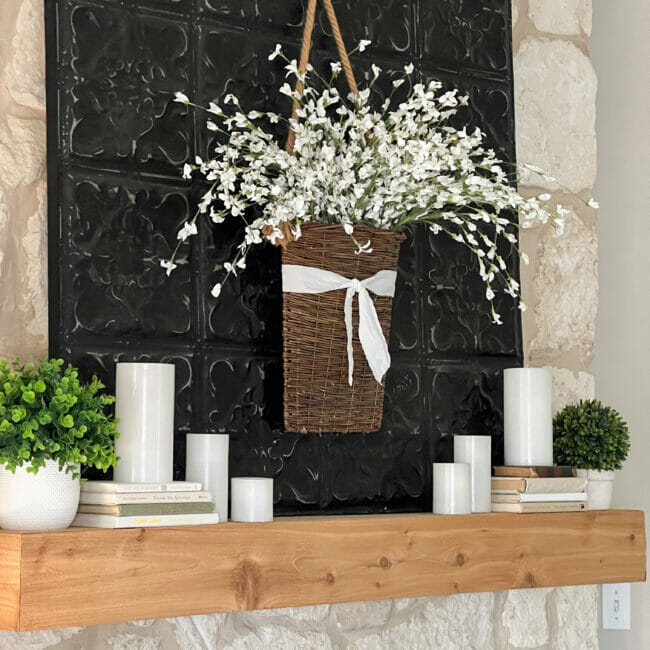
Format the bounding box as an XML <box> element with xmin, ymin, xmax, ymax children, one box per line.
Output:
<box><xmin>72</xmin><ymin>481</ymin><xmax>220</xmax><ymax>528</ymax></box>
<box><xmin>491</xmin><ymin>465</ymin><xmax>587</xmax><ymax>513</ymax></box>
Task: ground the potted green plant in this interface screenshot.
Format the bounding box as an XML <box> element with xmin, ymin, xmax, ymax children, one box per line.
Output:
<box><xmin>0</xmin><ymin>359</ymin><xmax>119</xmax><ymax>530</ymax></box>
<box><xmin>553</xmin><ymin>399</ymin><xmax>630</xmax><ymax>509</ymax></box>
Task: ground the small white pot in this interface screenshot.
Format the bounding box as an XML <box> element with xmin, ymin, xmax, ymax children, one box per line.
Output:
<box><xmin>0</xmin><ymin>459</ymin><xmax>80</xmax><ymax>530</ymax></box>
<box><xmin>576</xmin><ymin>469</ymin><xmax>615</xmax><ymax>510</ymax></box>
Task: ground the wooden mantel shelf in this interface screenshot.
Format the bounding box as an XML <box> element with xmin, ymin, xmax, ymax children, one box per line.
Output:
<box><xmin>0</xmin><ymin>510</ymin><xmax>645</xmax><ymax>631</ymax></box>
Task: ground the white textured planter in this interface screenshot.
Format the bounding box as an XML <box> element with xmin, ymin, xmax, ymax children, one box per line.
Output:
<box><xmin>0</xmin><ymin>459</ymin><xmax>80</xmax><ymax>530</ymax></box>
<box><xmin>576</xmin><ymin>469</ymin><xmax>615</xmax><ymax>510</ymax></box>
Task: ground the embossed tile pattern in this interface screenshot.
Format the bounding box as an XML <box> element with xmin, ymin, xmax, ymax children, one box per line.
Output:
<box><xmin>47</xmin><ymin>0</ymin><xmax>520</xmax><ymax>514</ymax></box>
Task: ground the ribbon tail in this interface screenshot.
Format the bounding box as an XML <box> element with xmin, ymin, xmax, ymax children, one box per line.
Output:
<box><xmin>344</xmin><ymin>285</ymin><xmax>355</xmax><ymax>386</ymax></box>
<box><xmin>357</xmin><ymin>287</ymin><xmax>391</xmax><ymax>384</ymax></box>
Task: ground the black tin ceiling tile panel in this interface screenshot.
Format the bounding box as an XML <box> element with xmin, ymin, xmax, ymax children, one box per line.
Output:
<box><xmin>420</xmin><ymin>225</ymin><xmax>522</xmax><ymax>358</ymax></box>
<box><xmin>59</xmin><ymin>1</ymin><xmax>192</xmax><ymax>177</ymax></box>
<box><xmin>46</xmin><ymin>0</ymin><xmax>521</xmax><ymax>515</ymax></box>
<box><xmin>58</xmin><ymin>172</ymin><xmax>196</xmax><ymax>341</ymax></box>
<box><xmin>418</xmin><ymin>0</ymin><xmax>512</xmax><ymax>78</ymax></box>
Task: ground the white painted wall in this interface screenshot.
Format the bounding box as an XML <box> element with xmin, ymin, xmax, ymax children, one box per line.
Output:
<box><xmin>591</xmin><ymin>1</ymin><xmax>650</xmax><ymax>648</ymax></box>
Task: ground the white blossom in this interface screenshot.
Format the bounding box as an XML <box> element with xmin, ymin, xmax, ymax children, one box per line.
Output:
<box><xmin>211</xmin><ymin>283</ymin><xmax>222</xmax><ymax>298</ymax></box>
<box><xmin>160</xmin><ymin>259</ymin><xmax>177</xmax><ymax>276</ymax></box>
<box><xmin>358</xmin><ymin>39</ymin><xmax>371</xmax><ymax>52</ymax></box>
<box><xmin>588</xmin><ymin>198</ymin><xmax>599</xmax><ymax>209</ymax></box>
<box><xmin>177</xmin><ymin>222</ymin><xmax>198</xmax><ymax>241</ymax></box>
<box><xmin>279</xmin><ymin>83</ymin><xmax>293</xmax><ymax>97</ymax></box>
<box><xmin>268</xmin><ymin>43</ymin><xmax>282</xmax><ymax>61</ymax></box>
<box><xmin>210</xmin><ymin>208</ymin><xmax>225</xmax><ymax>224</ymax></box>
<box><xmin>170</xmin><ymin>63</ymin><xmax>569</xmax><ymax>319</ymax></box>
<box><xmin>355</xmin><ymin>240</ymin><xmax>373</xmax><ymax>255</ymax></box>
<box><xmin>174</xmin><ymin>91</ymin><xmax>189</xmax><ymax>104</ymax></box>
<box><xmin>284</xmin><ymin>59</ymin><xmax>300</xmax><ymax>79</ymax></box>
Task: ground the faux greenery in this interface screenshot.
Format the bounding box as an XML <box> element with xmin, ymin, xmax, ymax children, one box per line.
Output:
<box><xmin>553</xmin><ymin>399</ymin><xmax>630</xmax><ymax>471</ymax></box>
<box><xmin>0</xmin><ymin>359</ymin><xmax>119</xmax><ymax>478</ymax></box>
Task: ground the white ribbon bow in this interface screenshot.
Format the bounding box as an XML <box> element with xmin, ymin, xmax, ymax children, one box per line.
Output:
<box><xmin>282</xmin><ymin>264</ymin><xmax>397</xmax><ymax>386</ymax></box>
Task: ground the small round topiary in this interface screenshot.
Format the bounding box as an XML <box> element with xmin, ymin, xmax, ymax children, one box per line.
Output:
<box><xmin>0</xmin><ymin>358</ymin><xmax>119</xmax><ymax>479</ymax></box>
<box><xmin>553</xmin><ymin>399</ymin><xmax>630</xmax><ymax>471</ymax></box>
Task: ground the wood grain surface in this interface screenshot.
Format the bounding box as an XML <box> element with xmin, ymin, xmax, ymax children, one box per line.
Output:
<box><xmin>2</xmin><ymin>510</ymin><xmax>645</xmax><ymax>631</ymax></box>
<box><xmin>0</xmin><ymin>532</ymin><xmax>21</xmax><ymax>630</ymax></box>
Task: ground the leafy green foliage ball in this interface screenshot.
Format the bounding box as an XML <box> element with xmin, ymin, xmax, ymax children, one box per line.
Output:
<box><xmin>553</xmin><ymin>399</ymin><xmax>630</xmax><ymax>471</ymax></box>
<box><xmin>0</xmin><ymin>359</ymin><xmax>119</xmax><ymax>478</ymax></box>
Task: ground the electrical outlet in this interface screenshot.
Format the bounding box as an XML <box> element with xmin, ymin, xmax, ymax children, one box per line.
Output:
<box><xmin>602</xmin><ymin>583</ymin><xmax>631</xmax><ymax>630</ymax></box>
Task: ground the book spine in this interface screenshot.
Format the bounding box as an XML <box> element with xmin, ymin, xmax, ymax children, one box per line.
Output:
<box><xmin>79</xmin><ymin>491</ymin><xmax>213</xmax><ymax>506</ymax></box>
<box><xmin>491</xmin><ymin>501</ymin><xmax>586</xmax><ymax>513</ymax></box>
<box><xmin>72</xmin><ymin>512</ymin><xmax>220</xmax><ymax>528</ymax></box>
<box><xmin>519</xmin><ymin>492</ymin><xmax>587</xmax><ymax>503</ymax></box>
<box><xmin>529</xmin><ymin>467</ymin><xmax>577</xmax><ymax>478</ymax></box>
<box><xmin>81</xmin><ymin>481</ymin><xmax>203</xmax><ymax>494</ymax></box>
<box><xmin>490</xmin><ymin>479</ymin><xmax>526</xmax><ymax>492</ymax></box>
<box><xmin>81</xmin><ymin>482</ymin><xmax>165</xmax><ymax>493</ymax></box>
<box><xmin>163</xmin><ymin>482</ymin><xmax>202</xmax><ymax>492</ymax></box>
<box><xmin>493</xmin><ymin>466</ymin><xmax>576</xmax><ymax>478</ymax></box>
<box><xmin>491</xmin><ymin>492</ymin><xmax>588</xmax><ymax>503</ymax></box>
<box><xmin>78</xmin><ymin>502</ymin><xmax>216</xmax><ymax>516</ymax></box>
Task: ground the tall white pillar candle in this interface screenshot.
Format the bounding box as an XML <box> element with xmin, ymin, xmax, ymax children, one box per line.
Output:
<box><xmin>114</xmin><ymin>362</ymin><xmax>175</xmax><ymax>484</ymax></box>
<box><xmin>185</xmin><ymin>434</ymin><xmax>229</xmax><ymax>523</ymax></box>
<box><xmin>453</xmin><ymin>435</ymin><xmax>492</xmax><ymax>513</ymax></box>
<box><xmin>504</xmin><ymin>367</ymin><xmax>553</xmax><ymax>466</ymax></box>
<box><xmin>230</xmin><ymin>477</ymin><xmax>274</xmax><ymax>522</ymax></box>
<box><xmin>432</xmin><ymin>463</ymin><xmax>471</xmax><ymax>515</ymax></box>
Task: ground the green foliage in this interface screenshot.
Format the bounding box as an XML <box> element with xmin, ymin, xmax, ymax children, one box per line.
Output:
<box><xmin>0</xmin><ymin>359</ymin><xmax>119</xmax><ymax>478</ymax></box>
<box><xmin>553</xmin><ymin>399</ymin><xmax>630</xmax><ymax>471</ymax></box>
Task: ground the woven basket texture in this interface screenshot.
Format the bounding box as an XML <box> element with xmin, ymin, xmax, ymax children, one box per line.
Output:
<box><xmin>282</xmin><ymin>223</ymin><xmax>404</xmax><ymax>433</ymax></box>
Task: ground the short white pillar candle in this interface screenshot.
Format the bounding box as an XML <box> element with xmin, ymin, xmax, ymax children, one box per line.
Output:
<box><xmin>230</xmin><ymin>477</ymin><xmax>274</xmax><ymax>522</ymax></box>
<box><xmin>453</xmin><ymin>435</ymin><xmax>492</xmax><ymax>513</ymax></box>
<box><xmin>185</xmin><ymin>434</ymin><xmax>229</xmax><ymax>523</ymax></box>
<box><xmin>432</xmin><ymin>463</ymin><xmax>471</xmax><ymax>515</ymax></box>
<box><xmin>504</xmin><ymin>367</ymin><xmax>553</xmax><ymax>466</ymax></box>
<box><xmin>114</xmin><ymin>362</ymin><xmax>175</xmax><ymax>484</ymax></box>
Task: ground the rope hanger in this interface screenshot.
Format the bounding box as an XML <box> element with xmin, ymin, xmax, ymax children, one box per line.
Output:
<box><xmin>285</xmin><ymin>0</ymin><xmax>360</xmax><ymax>154</ymax></box>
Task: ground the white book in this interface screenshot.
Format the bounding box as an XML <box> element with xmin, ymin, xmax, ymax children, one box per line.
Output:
<box><xmin>491</xmin><ymin>501</ymin><xmax>586</xmax><ymax>513</ymax></box>
<box><xmin>491</xmin><ymin>491</ymin><xmax>588</xmax><ymax>503</ymax></box>
<box><xmin>79</xmin><ymin>490</ymin><xmax>213</xmax><ymax>506</ymax></box>
<box><xmin>490</xmin><ymin>477</ymin><xmax>587</xmax><ymax>493</ymax></box>
<box><xmin>72</xmin><ymin>512</ymin><xmax>220</xmax><ymax>528</ymax></box>
<box><xmin>81</xmin><ymin>481</ymin><xmax>202</xmax><ymax>493</ymax></box>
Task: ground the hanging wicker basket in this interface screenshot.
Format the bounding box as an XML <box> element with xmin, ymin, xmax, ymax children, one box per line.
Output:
<box><xmin>282</xmin><ymin>224</ymin><xmax>404</xmax><ymax>433</ymax></box>
<box><xmin>273</xmin><ymin>0</ymin><xmax>403</xmax><ymax>433</ymax></box>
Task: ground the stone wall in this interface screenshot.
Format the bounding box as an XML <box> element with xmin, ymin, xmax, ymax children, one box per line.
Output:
<box><xmin>0</xmin><ymin>0</ymin><xmax>600</xmax><ymax>648</ymax></box>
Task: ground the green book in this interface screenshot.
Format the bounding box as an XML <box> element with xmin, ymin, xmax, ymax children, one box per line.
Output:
<box><xmin>77</xmin><ymin>501</ymin><xmax>216</xmax><ymax>517</ymax></box>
